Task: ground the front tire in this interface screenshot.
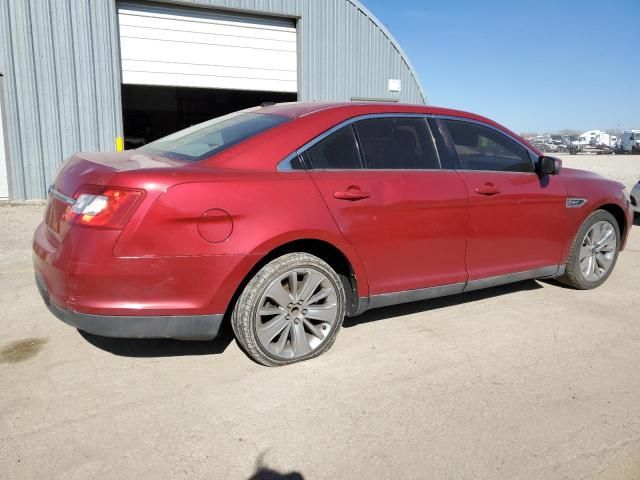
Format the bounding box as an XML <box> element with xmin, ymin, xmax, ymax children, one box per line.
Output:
<box><xmin>557</xmin><ymin>210</ymin><xmax>620</xmax><ymax>289</ymax></box>
<box><xmin>231</xmin><ymin>253</ymin><xmax>346</xmax><ymax>366</ymax></box>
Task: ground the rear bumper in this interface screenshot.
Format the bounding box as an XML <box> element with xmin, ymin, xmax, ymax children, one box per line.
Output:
<box><xmin>32</xmin><ymin>221</ymin><xmax>258</xmax><ymax>318</ymax></box>
<box><xmin>36</xmin><ymin>272</ymin><xmax>223</xmax><ymax>340</ymax></box>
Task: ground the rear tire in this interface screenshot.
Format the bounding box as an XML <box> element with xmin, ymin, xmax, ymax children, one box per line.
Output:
<box><xmin>231</xmin><ymin>253</ymin><xmax>346</xmax><ymax>366</ymax></box>
<box><xmin>557</xmin><ymin>210</ymin><xmax>620</xmax><ymax>289</ymax></box>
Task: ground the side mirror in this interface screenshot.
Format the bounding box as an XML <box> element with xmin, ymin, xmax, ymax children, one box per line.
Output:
<box><xmin>537</xmin><ymin>156</ymin><xmax>562</xmax><ymax>175</ymax></box>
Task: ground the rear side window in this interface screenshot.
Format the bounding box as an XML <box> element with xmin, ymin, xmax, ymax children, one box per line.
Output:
<box><xmin>444</xmin><ymin>119</ymin><xmax>534</xmax><ymax>173</ymax></box>
<box><xmin>354</xmin><ymin>117</ymin><xmax>440</xmax><ymax>169</ymax></box>
<box><xmin>139</xmin><ymin>112</ymin><xmax>289</xmax><ymax>162</ymax></box>
<box><xmin>305</xmin><ymin>126</ymin><xmax>363</xmax><ymax>169</ymax></box>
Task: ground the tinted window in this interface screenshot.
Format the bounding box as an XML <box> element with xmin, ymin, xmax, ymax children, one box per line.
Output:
<box><xmin>444</xmin><ymin>119</ymin><xmax>534</xmax><ymax>173</ymax></box>
<box><xmin>139</xmin><ymin>112</ymin><xmax>288</xmax><ymax>162</ymax></box>
<box><xmin>278</xmin><ymin>153</ymin><xmax>307</xmax><ymax>170</ymax></box>
<box><xmin>305</xmin><ymin>126</ymin><xmax>363</xmax><ymax>169</ymax></box>
<box><xmin>428</xmin><ymin>118</ymin><xmax>459</xmax><ymax>169</ymax></box>
<box><xmin>289</xmin><ymin>155</ymin><xmax>306</xmax><ymax>170</ymax></box>
<box><xmin>354</xmin><ymin>117</ymin><xmax>440</xmax><ymax>169</ymax></box>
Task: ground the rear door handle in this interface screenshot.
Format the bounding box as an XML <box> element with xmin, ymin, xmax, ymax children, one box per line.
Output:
<box><xmin>334</xmin><ymin>189</ymin><xmax>370</xmax><ymax>201</ymax></box>
<box><xmin>474</xmin><ymin>183</ymin><xmax>501</xmax><ymax>196</ymax></box>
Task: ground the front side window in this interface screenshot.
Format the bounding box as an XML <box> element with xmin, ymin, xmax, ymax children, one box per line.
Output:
<box><xmin>353</xmin><ymin>117</ymin><xmax>440</xmax><ymax>169</ymax></box>
<box><xmin>305</xmin><ymin>126</ymin><xmax>363</xmax><ymax>169</ymax></box>
<box><xmin>139</xmin><ymin>112</ymin><xmax>289</xmax><ymax>162</ymax></box>
<box><xmin>444</xmin><ymin>119</ymin><xmax>534</xmax><ymax>173</ymax></box>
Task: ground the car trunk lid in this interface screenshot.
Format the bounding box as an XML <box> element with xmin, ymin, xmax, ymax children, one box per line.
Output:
<box><xmin>44</xmin><ymin>151</ymin><xmax>183</xmax><ymax>246</ymax></box>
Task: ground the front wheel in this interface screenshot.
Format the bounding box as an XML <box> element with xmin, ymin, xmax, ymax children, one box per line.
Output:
<box><xmin>231</xmin><ymin>253</ymin><xmax>346</xmax><ymax>366</ymax></box>
<box><xmin>557</xmin><ymin>210</ymin><xmax>620</xmax><ymax>289</ymax></box>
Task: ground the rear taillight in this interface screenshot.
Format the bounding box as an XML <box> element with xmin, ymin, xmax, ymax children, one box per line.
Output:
<box><xmin>65</xmin><ymin>186</ymin><xmax>145</xmax><ymax>229</ymax></box>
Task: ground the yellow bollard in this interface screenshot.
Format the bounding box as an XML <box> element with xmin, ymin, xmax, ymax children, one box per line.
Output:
<box><xmin>115</xmin><ymin>136</ymin><xmax>124</xmax><ymax>152</ymax></box>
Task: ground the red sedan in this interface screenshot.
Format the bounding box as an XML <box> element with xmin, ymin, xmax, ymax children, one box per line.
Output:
<box><xmin>33</xmin><ymin>103</ymin><xmax>633</xmax><ymax>365</ymax></box>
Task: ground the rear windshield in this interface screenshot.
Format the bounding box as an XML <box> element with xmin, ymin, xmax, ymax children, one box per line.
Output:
<box><xmin>138</xmin><ymin>112</ymin><xmax>289</xmax><ymax>162</ymax></box>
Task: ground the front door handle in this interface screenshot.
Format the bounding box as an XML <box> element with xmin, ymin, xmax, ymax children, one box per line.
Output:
<box><xmin>474</xmin><ymin>183</ymin><xmax>501</xmax><ymax>196</ymax></box>
<box><xmin>334</xmin><ymin>188</ymin><xmax>370</xmax><ymax>201</ymax></box>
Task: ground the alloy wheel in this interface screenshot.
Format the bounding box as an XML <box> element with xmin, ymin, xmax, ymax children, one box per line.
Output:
<box><xmin>255</xmin><ymin>268</ymin><xmax>339</xmax><ymax>360</ymax></box>
<box><xmin>579</xmin><ymin>220</ymin><xmax>617</xmax><ymax>282</ymax></box>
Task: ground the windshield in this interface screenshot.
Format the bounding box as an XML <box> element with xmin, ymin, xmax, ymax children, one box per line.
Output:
<box><xmin>139</xmin><ymin>112</ymin><xmax>289</xmax><ymax>162</ymax></box>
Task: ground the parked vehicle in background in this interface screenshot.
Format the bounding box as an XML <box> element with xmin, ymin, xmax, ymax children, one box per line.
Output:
<box><xmin>527</xmin><ymin>134</ymin><xmax>566</xmax><ymax>154</ymax></box>
<box><xmin>620</xmin><ymin>130</ymin><xmax>640</xmax><ymax>153</ymax></box>
<box><xmin>578</xmin><ymin>130</ymin><xmax>612</xmax><ymax>148</ymax></box>
<box><xmin>570</xmin><ymin>130</ymin><xmax>616</xmax><ymax>155</ymax></box>
<box><xmin>550</xmin><ymin>134</ymin><xmax>565</xmax><ymax>150</ymax></box>
<box><xmin>33</xmin><ymin>102</ymin><xmax>633</xmax><ymax>366</ymax></box>
<box><xmin>630</xmin><ymin>180</ymin><xmax>640</xmax><ymax>217</ymax></box>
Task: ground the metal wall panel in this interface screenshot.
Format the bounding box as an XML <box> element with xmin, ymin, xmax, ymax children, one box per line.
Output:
<box><xmin>0</xmin><ymin>0</ymin><xmax>123</xmax><ymax>199</ymax></box>
<box><xmin>0</xmin><ymin>76</ymin><xmax>7</xmax><ymax>199</ymax></box>
<box><xmin>0</xmin><ymin>0</ymin><xmax>426</xmax><ymax>199</ymax></box>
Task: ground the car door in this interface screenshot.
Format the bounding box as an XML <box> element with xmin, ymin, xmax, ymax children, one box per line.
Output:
<box><xmin>440</xmin><ymin>118</ymin><xmax>567</xmax><ymax>281</ymax></box>
<box><xmin>303</xmin><ymin>115</ymin><xmax>469</xmax><ymax>296</ymax></box>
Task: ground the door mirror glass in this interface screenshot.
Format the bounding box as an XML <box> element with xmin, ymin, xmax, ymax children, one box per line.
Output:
<box><xmin>537</xmin><ymin>156</ymin><xmax>562</xmax><ymax>175</ymax></box>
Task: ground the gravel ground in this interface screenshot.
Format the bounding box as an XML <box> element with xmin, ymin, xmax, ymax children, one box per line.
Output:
<box><xmin>1</xmin><ymin>157</ymin><xmax>639</xmax><ymax>479</ymax></box>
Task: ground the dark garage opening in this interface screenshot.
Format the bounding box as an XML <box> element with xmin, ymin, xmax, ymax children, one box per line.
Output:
<box><xmin>122</xmin><ymin>85</ymin><xmax>297</xmax><ymax>149</ymax></box>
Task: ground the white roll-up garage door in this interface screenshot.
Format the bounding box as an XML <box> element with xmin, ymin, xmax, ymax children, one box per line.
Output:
<box><xmin>117</xmin><ymin>3</ymin><xmax>297</xmax><ymax>93</ymax></box>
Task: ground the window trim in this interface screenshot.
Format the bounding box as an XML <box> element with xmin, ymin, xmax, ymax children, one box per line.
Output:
<box><xmin>277</xmin><ymin>113</ymin><xmax>443</xmax><ymax>172</ymax></box>
<box><xmin>277</xmin><ymin>113</ymin><xmax>540</xmax><ymax>173</ymax></box>
<box><xmin>437</xmin><ymin>115</ymin><xmax>538</xmax><ymax>174</ymax></box>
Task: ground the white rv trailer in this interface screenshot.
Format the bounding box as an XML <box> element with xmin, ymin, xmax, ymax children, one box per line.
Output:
<box><xmin>573</xmin><ymin>130</ymin><xmax>613</xmax><ymax>148</ymax></box>
<box><xmin>620</xmin><ymin>130</ymin><xmax>640</xmax><ymax>153</ymax></box>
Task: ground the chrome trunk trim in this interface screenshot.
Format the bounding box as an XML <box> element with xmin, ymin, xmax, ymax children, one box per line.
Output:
<box><xmin>49</xmin><ymin>188</ymin><xmax>76</xmax><ymax>206</ymax></box>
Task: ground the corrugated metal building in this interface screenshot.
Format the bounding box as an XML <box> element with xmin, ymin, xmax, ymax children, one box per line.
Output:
<box><xmin>0</xmin><ymin>0</ymin><xmax>426</xmax><ymax>200</ymax></box>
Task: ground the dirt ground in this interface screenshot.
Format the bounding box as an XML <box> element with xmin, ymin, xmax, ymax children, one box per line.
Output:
<box><xmin>1</xmin><ymin>156</ymin><xmax>639</xmax><ymax>479</ymax></box>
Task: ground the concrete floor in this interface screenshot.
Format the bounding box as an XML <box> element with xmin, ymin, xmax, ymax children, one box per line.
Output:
<box><xmin>1</xmin><ymin>158</ymin><xmax>640</xmax><ymax>479</ymax></box>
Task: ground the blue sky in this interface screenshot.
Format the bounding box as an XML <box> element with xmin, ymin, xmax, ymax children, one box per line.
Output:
<box><xmin>363</xmin><ymin>0</ymin><xmax>640</xmax><ymax>133</ymax></box>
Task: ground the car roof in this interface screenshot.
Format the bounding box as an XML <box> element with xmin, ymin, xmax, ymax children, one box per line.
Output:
<box><xmin>259</xmin><ymin>101</ymin><xmax>484</xmax><ymax>122</ymax></box>
<box><xmin>257</xmin><ymin>102</ymin><xmax>536</xmax><ymax>154</ymax></box>
<box><xmin>203</xmin><ymin>101</ymin><xmax>541</xmax><ymax>170</ymax></box>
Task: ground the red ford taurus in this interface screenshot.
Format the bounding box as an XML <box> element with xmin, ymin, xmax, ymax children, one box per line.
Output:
<box><xmin>33</xmin><ymin>102</ymin><xmax>633</xmax><ymax>365</ymax></box>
